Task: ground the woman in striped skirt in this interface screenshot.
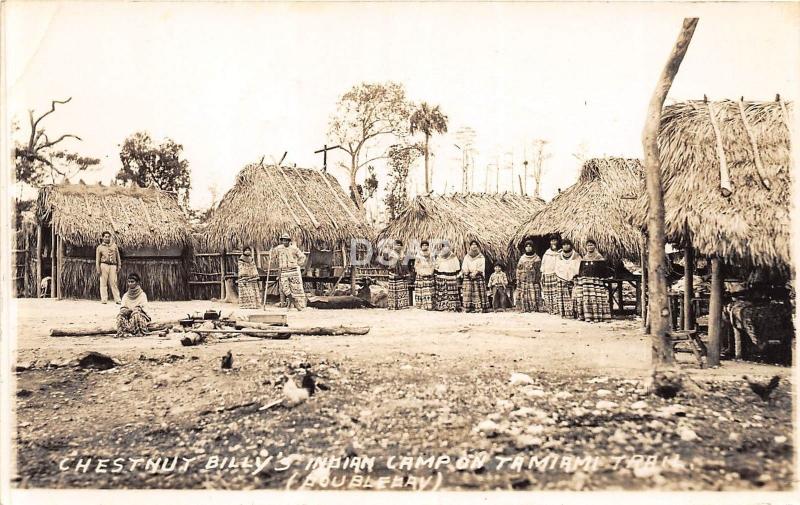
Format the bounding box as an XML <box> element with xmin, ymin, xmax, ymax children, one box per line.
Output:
<box><xmin>516</xmin><ymin>240</ymin><xmax>543</xmax><ymax>312</ymax></box>
<box><xmin>573</xmin><ymin>239</ymin><xmax>612</xmax><ymax>322</ymax></box>
<box><xmin>461</xmin><ymin>241</ymin><xmax>489</xmax><ymax>313</ymax></box>
<box><xmin>237</xmin><ymin>246</ymin><xmax>261</xmax><ymax>309</ymax></box>
<box><xmin>414</xmin><ymin>240</ymin><xmax>436</xmax><ymax>310</ymax></box>
<box><xmin>434</xmin><ymin>243</ymin><xmax>461</xmax><ymax>311</ymax></box>
<box><xmin>540</xmin><ymin>236</ymin><xmax>561</xmax><ymax>314</ymax></box>
<box><xmin>385</xmin><ymin>239</ymin><xmax>410</xmax><ymax>310</ymax></box>
<box><xmin>554</xmin><ymin>239</ymin><xmax>582</xmax><ymax>318</ymax></box>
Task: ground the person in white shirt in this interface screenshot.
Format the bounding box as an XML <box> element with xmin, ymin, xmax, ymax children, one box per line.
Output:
<box><xmin>554</xmin><ymin>239</ymin><xmax>582</xmax><ymax>318</ymax></box>
<box><xmin>461</xmin><ymin>240</ymin><xmax>488</xmax><ymax>313</ymax></box>
<box><xmin>540</xmin><ymin>236</ymin><xmax>562</xmax><ymax>314</ymax></box>
<box><xmin>413</xmin><ymin>240</ymin><xmax>436</xmax><ymax>310</ymax></box>
<box><xmin>434</xmin><ymin>242</ymin><xmax>461</xmax><ymax>311</ymax></box>
<box><xmin>273</xmin><ymin>233</ymin><xmax>307</xmax><ymax>310</ymax></box>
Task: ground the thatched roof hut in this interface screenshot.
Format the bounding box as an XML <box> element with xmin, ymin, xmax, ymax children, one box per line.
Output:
<box><xmin>377</xmin><ymin>193</ymin><xmax>546</xmax><ymax>268</ymax></box>
<box><xmin>36</xmin><ymin>183</ymin><xmax>192</xmax><ymax>300</ymax></box>
<box><xmin>38</xmin><ymin>183</ymin><xmax>191</xmax><ymax>250</ymax></box>
<box><xmin>205</xmin><ymin>164</ymin><xmax>373</xmax><ymax>252</ymax></box>
<box><xmin>511</xmin><ymin>157</ymin><xmax>644</xmax><ymax>265</ymax></box>
<box><xmin>630</xmin><ymin>99</ymin><xmax>792</xmax><ymax>273</ymax></box>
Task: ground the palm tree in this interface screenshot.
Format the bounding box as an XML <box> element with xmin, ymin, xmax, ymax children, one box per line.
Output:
<box><xmin>410</xmin><ymin>102</ymin><xmax>448</xmax><ymax>193</ymax></box>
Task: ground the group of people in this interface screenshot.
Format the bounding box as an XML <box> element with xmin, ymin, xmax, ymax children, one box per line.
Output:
<box><xmin>385</xmin><ymin>239</ymin><xmax>490</xmax><ymax>312</ymax></box>
<box><xmin>383</xmin><ymin>236</ymin><xmax>613</xmax><ymax>322</ymax></box>
<box><xmin>95</xmin><ymin>231</ymin><xmax>151</xmax><ymax>337</ymax></box>
<box><xmin>102</xmin><ymin>231</ymin><xmax>310</xmax><ymax>338</ymax></box>
<box><xmin>103</xmin><ymin>230</ymin><xmax>614</xmax><ymax>338</ymax></box>
<box><xmin>236</xmin><ymin>232</ymin><xmax>308</xmax><ymax>311</ymax></box>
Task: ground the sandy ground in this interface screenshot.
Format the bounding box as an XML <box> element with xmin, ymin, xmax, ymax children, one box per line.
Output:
<box><xmin>10</xmin><ymin>299</ymin><xmax>787</xmax><ymax>376</ymax></box>
<box><xmin>10</xmin><ymin>298</ymin><xmax>794</xmax><ymax>491</ymax></box>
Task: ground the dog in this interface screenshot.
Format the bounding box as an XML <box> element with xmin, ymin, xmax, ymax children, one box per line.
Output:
<box><xmin>39</xmin><ymin>276</ymin><xmax>52</xmax><ymax>298</ymax></box>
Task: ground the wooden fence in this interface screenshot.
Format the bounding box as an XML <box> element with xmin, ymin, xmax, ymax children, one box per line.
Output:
<box><xmin>12</xmin><ymin>248</ymin><xmax>34</xmax><ymax>298</ymax></box>
<box><xmin>188</xmin><ymin>249</ymin><xmax>389</xmax><ymax>300</ymax></box>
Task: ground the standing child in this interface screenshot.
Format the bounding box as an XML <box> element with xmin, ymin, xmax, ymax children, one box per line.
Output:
<box><xmin>487</xmin><ymin>264</ymin><xmax>512</xmax><ymax>311</ymax></box>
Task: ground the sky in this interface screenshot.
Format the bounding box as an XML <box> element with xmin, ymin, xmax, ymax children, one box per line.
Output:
<box><xmin>5</xmin><ymin>1</ymin><xmax>799</xmax><ymax>223</ymax></box>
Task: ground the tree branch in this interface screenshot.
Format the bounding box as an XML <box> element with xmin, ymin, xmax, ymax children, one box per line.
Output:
<box><xmin>31</xmin><ymin>98</ymin><xmax>72</xmax><ymax>136</ymax></box>
<box><xmin>39</xmin><ymin>133</ymin><xmax>82</xmax><ymax>150</ymax></box>
<box><xmin>357</xmin><ymin>154</ymin><xmax>389</xmax><ymax>169</ymax></box>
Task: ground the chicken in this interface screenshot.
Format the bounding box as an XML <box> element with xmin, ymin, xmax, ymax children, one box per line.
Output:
<box><xmin>743</xmin><ymin>375</ymin><xmax>780</xmax><ymax>402</ymax></box>
<box><xmin>301</xmin><ymin>370</ymin><xmax>317</xmax><ymax>396</ymax></box>
<box><xmin>282</xmin><ymin>376</ymin><xmax>310</xmax><ymax>407</ymax></box>
<box><xmin>221</xmin><ymin>351</ymin><xmax>233</xmax><ymax>370</ymax></box>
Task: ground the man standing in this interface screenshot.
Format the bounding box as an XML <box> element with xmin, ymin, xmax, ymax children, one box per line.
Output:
<box><xmin>96</xmin><ymin>231</ymin><xmax>122</xmax><ymax>304</ymax></box>
<box><xmin>540</xmin><ymin>236</ymin><xmax>561</xmax><ymax>314</ymax></box>
<box><xmin>274</xmin><ymin>233</ymin><xmax>307</xmax><ymax>310</ymax></box>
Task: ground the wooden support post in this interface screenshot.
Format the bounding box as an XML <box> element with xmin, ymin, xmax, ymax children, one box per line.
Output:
<box><xmin>346</xmin><ymin>245</ymin><xmax>356</xmax><ymax>295</ymax></box>
<box><xmin>23</xmin><ymin>248</ymin><xmax>30</xmax><ymax>297</ymax></box>
<box><xmin>220</xmin><ymin>250</ymin><xmax>226</xmax><ymax>300</ymax></box>
<box><xmin>56</xmin><ymin>235</ymin><xmax>64</xmax><ymax>299</ymax></box>
<box><xmin>36</xmin><ymin>225</ymin><xmax>43</xmax><ymax>297</ymax></box>
<box><xmin>641</xmin><ymin>240</ymin><xmax>649</xmax><ymax>331</ymax></box>
<box><xmin>50</xmin><ymin>227</ymin><xmax>56</xmax><ymax>299</ymax></box>
<box><xmin>683</xmin><ymin>246</ymin><xmax>694</xmax><ymax>331</ymax></box>
<box><xmin>707</xmin><ymin>257</ymin><xmax>723</xmax><ymax>367</ymax></box>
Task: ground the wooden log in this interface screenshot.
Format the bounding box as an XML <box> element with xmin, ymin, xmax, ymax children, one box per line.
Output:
<box><xmin>234</xmin><ymin>320</ymin><xmax>287</xmax><ymax>330</ymax></box>
<box><xmin>277</xmin><ymin>165</ymin><xmax>321</xmax><ymax>228</ymax></box>
<box><xmin>737</xmin><ymin>98</ymin><xmax>770</xmax><ymax>190</ymax></box>
<box><xmin>707</xmin><ymin>101</ymin><xmax>732</xmax><ymax>197</ymax></box>
<box><xmin>50</xmin><ymin>322</ymin><xmax>176</xmax><ymax>337</ymax></box>
<box><xmin>683</xmin><ymin>246</ymin><xmax>694</xmax><ymax>331</ymax></box>
<box><xmin>707</xmin><ymin>257</ymin><xmax>723</xmax><ymax>367</ymax></box>
<box><xmin>195</xmin><ymin>326</ymin><xmax>370</xmax><ymax>336</ymax></box>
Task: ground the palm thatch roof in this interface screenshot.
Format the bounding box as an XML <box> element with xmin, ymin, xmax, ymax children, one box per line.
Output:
<box><xmin>630</xmin><ymin>99</ymin><xmax>792</xmax><ymax>272</ymax></box>
<box><xmin>511</xmin><ymin>157</ymin><xmax>644</xmax><ymax>264</ymax></box>
<box><xmin>36</xmin><ymin>183</ymin><xmax>191</xmax><ymax>249</ymax></box>
<box><xmin>377</xmin><ymin>193</ymin><xmax>546</xmax><ymax>266</ymax></box>
<box><xmin>204</xmin><ymin>164</ymin><xmax>373</xmax><ymax>251</ymax></box>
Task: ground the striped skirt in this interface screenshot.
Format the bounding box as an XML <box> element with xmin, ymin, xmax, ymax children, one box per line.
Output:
<box><xmin>388</xmin><ymin>275</ymin><xmax>410</xmax><ymax>310</ymax></box>
<box><xmin>555</xmin><ymin>278</ymin><xmax>575</xmax><ymax>318</ymax></box>
<box><xmin>540</xmin><ymin>272</ymin><xmax>560</xmax><ymax>315</ymax></box>
<box><xmin>280</xmin><ymin>268</ymin><xmax>307</xmax><ymax>310</ymax></box>
<box><xmin>462</xmin><ymin>274</ymin><xmax>488</xmax><ymax>311</ymax></box>
<box><xmin>518</xmin><ymin>277</ymin><xmax>543</xmax><ymax>312</ymax></box>
<box><xmin>491</xmin><ymin>286</ymin><xmax>512</xmax><ymax>310</ymax></box>
<box><xmin>435</xmin><ymin>272</ymin><xmax>461</xmax><ymax>311</ymax></box>
<box><xmin>237</xmin><ymin>278</ymin><xmax>261</xmax><ymax>309</ymax></box>
<box><xmin>116</xmin><ymin>307</ymin><xmax>151</xmax><ymax>338</ymax></box>
<box><xmin>414</xmin><ymin>274</ymin><xmax>436</xmax><ymax>310</ymax></box>
<box><xmin>574</xmin><ymin>276</ymin><xmax>611</xmax><ymax>322</ymax></box>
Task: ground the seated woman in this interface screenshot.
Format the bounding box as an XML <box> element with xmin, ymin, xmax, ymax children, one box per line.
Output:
<box><xmin>116</xmin><ymin>273</ymin><xmax>151</xmax><ymax>338</ymax></box>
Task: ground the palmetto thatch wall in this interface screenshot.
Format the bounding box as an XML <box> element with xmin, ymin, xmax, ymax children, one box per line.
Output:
<box><xmin>205</xmin><ymin>164</ymin><xmax>373</xmax><ymax>252</ymax></box>
<box><xmin>378</xmin><ymin>193</ymin><xmax>546</xmax><ymax>269</ymax></box>
<box><xmin>630</xmin><ymin>99</ymin><xmax>792</xmax><ymax>273</ymax></box>
<box><xmin>37</xmin><ymin>183</ymin><xmax>192</xmax><ymax>300</ymax></box>
<box><xmin>511</xmin><ymin>157</ymin><xmax>644</xmax><ymax>266</ymax></box>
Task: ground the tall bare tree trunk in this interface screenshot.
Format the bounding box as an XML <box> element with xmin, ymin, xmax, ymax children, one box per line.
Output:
<box><xmin>350</xmin><ymin>156</ymin><xmax>364</xmax><ymax>210</ymax></box>
<box><xmin>424</xmin><ymin>133</ymin><xmax>431</xmax><ymax>193</ymax></box>
<box><xmin>643</xmin><ymin>18</ymin><xmax>698</xmax><ymax>367</ymax></box>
